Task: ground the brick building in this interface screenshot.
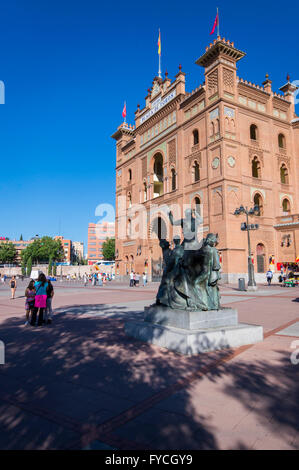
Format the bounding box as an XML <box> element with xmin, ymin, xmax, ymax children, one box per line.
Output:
<box><xmin>87</xmin><ymin>222</ymin><xmax>115</xmax><ymax>263</ymax></box>
<box><xmin>112</xmin><ymin>36</ymin><xmax>299</xmax><ymax>282</ymax></box>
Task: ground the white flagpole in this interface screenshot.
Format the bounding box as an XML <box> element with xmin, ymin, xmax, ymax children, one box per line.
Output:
<box><xmin>158</xmin><ymin>29</ymin><xmax>162</xmax><ymax>78</ymax></box>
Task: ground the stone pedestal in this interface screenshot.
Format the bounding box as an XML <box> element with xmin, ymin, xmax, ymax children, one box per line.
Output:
<box><xmin>125</xmin><ymin>304</ymin><xmax>263</xmax><ymax>356</ymax></box>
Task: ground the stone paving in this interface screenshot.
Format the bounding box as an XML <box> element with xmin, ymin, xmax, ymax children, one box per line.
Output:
<box><xmin>0</xmin><ymin>280</ymin><xmax>298</xmax><ymax>450</ymax></box>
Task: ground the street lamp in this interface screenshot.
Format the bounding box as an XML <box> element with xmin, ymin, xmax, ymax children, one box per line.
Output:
<box><xmin>234</xmin><ymin>204</ymin><xmax>260</xmax><ymax>290</ymax></box>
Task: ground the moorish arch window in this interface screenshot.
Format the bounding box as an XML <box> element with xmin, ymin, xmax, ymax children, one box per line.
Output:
<box><xmin>171</xmin><ymin>168</ymin><xmax>176</xmax><ymax>191</ymax></box>
<box><xmin>280</xmin><ymin>164</ymin><xmax>289</xmax><ymax>184</ymax></box>
<box><xmin>278</xmin><ymin>133</ymin><xmax>286</xmax><ymax>149</ymax></box>
<box><xmin>151</xmin><ymin>216</ymin><xmax>167</xmax><ymax>241</ymax></box>
<box><xmin>193</xmin><ymin>129</ymin><xmax>199</xmax><ymax>146</ymax></box>
<box><xmin>193</xmin><ymin>161</ymin><xmax>200</xmax><ymax>182</ymax></box>
<box><xmin>252</xmin><ymin>157</ymin><xmax>261</xmax><ymax>178</ymax></box>
<box><xmin>143</xmin><ymin>181</ymin><xmax>147</xmax><ymax>202</ymax></box>
<box><xmin>193</xmin><ymin>196</ymin><xmax>201</xmax><ymax>216</ymax></box>
<box><xmin>127</xmin><ymin>192</ymin><xmax>132</xmax><ymax>208</ymax></box>
<box><xmin>127</xmin><ymin>218</ymin><xmax>132</xmax><ymax>238</ymax></box>
<box><xmin>153</xmin><ymin>153</ymin><xmax>164</xmax><ymax>197</ymax></box>
<box><xmin>282</xmin><ymin>198</ymin><xmax>291</xmax><ymax>214</ymax></box>
<box><xmin>253</xmin><ymin>193</ymin><xmax>263</xmax><ymax>216</ymax></box>
<box><xmin>128</xmin><ymin>168</ymin><xmax>132</xmax><ymax>181</ymax></box>
<box><xmin>250</xmin><ymin>124</ymin><xmax>258</xmax><ymax>141</ymax></box>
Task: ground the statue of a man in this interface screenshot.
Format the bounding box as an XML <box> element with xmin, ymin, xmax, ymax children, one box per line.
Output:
<box><xmin>196</xmin><ymin>233</ymin><xmax>221</xmax><ymax>310</ymax></box>
<box><xmin>168</xmin><ymin>209</ymin><xmax>202</xmax><ymax>250</ymax></box>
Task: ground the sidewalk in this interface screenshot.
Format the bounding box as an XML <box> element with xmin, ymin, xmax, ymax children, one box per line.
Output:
<box><xmin>0</xmin><ymin>284</ymin><xmax>298</xmax><ymax>449</ymax></box>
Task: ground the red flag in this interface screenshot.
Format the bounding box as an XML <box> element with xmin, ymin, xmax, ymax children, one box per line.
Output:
<box><xmin>122</xmin><ymin>102</ymin><xmax>126</xmax><ymax>119</ymax></box>
<box><xmin>210</xmin><ymin>12</ymin><xmax>218</xmax><ymax>35</ymax></box>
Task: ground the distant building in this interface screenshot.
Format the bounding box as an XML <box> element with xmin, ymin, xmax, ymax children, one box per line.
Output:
<box><xmin>88</xmin><ymin>222</ymin><xmax>115</xmax><ymax>263</ymax></box>
<box><xmin>72</xmin><ymin>241</ymin><xmax>84</xmax><ymax>262</ymax></box>
<box><xmin>54</xmin><ymin>236</ymin><xmax>72</xmax><ymax>263</ymax></box>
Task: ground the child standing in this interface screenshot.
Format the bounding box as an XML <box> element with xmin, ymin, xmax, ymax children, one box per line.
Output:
<box><xmin>25</xmin><ymin>280</ymin><xmax>36</xmax><ymax>326</ymax></box>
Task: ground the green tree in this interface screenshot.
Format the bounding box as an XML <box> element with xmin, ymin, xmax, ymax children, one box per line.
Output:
<box><xmin>21</xmin><ymin>259</ymin><xmax>26</xmax><ymax>276</ymax></box>
<box><xmin>0</xmin><ymin>242</ymin><xmax>17</xmax><ymax>264</ymax></box>
<box><xmin>53</xmin><ymin>264</ymin><xmax>57</xmax><ymax>276</ymax></box>
<box><xmin>48</xmin><ymin>257</ymin><xmax>53</xmax><ymax>276</ymax></box>
<box><xmin>20</xmin><ymin>234</ymin><xmax>23</xmax><ymax>241</ymax></box>
<box><xmin>102</xmin><ymin>238</ymin><xmax>115</xmax><ymax>261</ymax></box>
<box><xmin>21</xmin><ymin>237</ymin><xmax>64</xmax><ymax>265</ymax></box>
<box><xmin>26</xmin><ymin>257</ymin><xmax>32</xmax><ymax>277</ymax></box>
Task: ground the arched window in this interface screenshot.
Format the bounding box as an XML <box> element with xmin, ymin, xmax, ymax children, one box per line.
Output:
<box><xmin>143</xmin><ymin>182</ymin><xmax>147</xmax><ymax>202</ymax></box>
<box><xmin>151</xmin><ymin>216</ymin><xmax>167</xmax><ymax>240</ymax></box>
<box><xmin>171</xmin><ymin>168</ymin><xmax>176</xmax><ymax>191</ymax></box>
<box><xmin>278</xmin><ymin>133</ymin><xmax>286</xmax><ymax>149</ymax></box>
<box><xmin>153</xmin><ymin>153</ymin><xmax>164</xmax><ymax>197</ymax></box>
<box><xmin>194</xmin><ymin>161</ymin><xmax>200</xmax><ymax>182</ymax></box>
<box><xmin>193</xmin><ymin>129</ymin><xmax>199</xmax><ymax>146</ymax></box>
<box><xmin>254</xmin><ymin>193</ymin><xmax>263</xmax><ymax>216</ymax></box>
<box><xmin>194</xmin><ymin>196</ymin><xmax>201</xmax><ymax>215</ymax></box>
<box><xmin>250</xmin><ymin>124</ymin><xmax>258</xmax><ymax>141</ymax></box>
<box><xmin>128</xmin><ymin>169</ymin><xmax>132</xmax><ymax>181</ymax></box>
<box><xmin>127</xmin><ymin>192</ymin><xmax>132</xmax><ymax>208</ymax></box>
<box><xmin>127</xmin><ymin>219</ymin><xmax>132</xmax><ymax>237</ymax></box>
<box><xmin>282</xmin><ymin>198</ymin><xmax>290</xmax><ymax>214</ymax></box>
<box><xmin>280</xmin><ymin>164</ymin><xmax>289</xmax><ymax>184</ymax></box>
<box><xmin>252</xmin><ymin>157</ymin><xmax>261</xmax><ymax>178</ymax></box>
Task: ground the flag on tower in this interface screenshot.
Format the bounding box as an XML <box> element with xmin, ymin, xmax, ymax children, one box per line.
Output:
<box><xmin>210</xmin><ymin>10</ymin><xmax>219</xmax><ymax>35</ymax></box>
<box><xmin>122</xmin><ymin>101</ymin><xmax>126</xmax><ymax>119</ymax></box>
<box><xmin>157</xmin><ymin>29</ymin><xmax>161</xmax><ymax>56</ymax></box>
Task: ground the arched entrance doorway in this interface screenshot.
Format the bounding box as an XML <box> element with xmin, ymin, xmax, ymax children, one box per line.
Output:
<box><xmin>256</xmin><ymin>243</ymin><xmax>265</xmax><ymax>273</ymax></box>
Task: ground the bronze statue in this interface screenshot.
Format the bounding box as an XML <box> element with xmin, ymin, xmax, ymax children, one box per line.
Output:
<box><xmin>156</xmin><ymin>211</ymin><xmax>221</xmax><ymax>311</ymax></box>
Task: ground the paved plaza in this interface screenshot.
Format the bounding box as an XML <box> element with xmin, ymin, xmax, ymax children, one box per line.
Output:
<box><xmin>0</xmin><ymin>280</ymin><xmax>298</xmax><ymax>450</ymax></box>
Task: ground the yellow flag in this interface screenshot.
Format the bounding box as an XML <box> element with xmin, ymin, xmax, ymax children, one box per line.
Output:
<box><xmin>157</xmin><ymin>30</ymin><xmax>161</xmax><ymax>56</ymax></box>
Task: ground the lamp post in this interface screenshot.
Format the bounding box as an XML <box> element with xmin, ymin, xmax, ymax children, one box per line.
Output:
<box><xmin>234</xmin><ymin>204</ymin><xmax>260</xmax><ymax>291</ymax></box>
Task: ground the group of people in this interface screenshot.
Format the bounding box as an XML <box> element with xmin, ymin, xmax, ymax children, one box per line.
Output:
<box><xmin>82</xmin><ymin>272</ymin><xmax>112</xmax><ymax>286</ymax></box>
<box><xmin>129</xmin><ymin>272</ymin><xmax>147</xmax><ymax>287</ymax></box>
<box><xmin>24</xmin><ymin>273</ymin><xmax>54</xmax><ymax>326</ymax></box>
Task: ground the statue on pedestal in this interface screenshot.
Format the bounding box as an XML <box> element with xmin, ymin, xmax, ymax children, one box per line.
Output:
<box><xmin>156</xmin><ymin>210</ymin><xmax>221</xmax><ymax>311</ymax></box>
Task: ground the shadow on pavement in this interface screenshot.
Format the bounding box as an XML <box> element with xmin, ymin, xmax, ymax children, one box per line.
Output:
<box><xmin>0</xmin><ymin>304</ymin><xmax>298</xmax><ymax>450</ymax></box>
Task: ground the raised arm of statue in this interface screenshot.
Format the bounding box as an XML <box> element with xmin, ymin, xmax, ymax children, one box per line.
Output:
<box><xmin>168</xmin><ymin>211</ymin><xmax>183</xmax><ymax>227</ymax></box>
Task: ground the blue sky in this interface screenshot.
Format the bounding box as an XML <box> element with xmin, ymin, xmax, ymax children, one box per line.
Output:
<box><xmin>0</xmin><ymin>0</ymin><xmax>298</xmax><ymax>252</ymax></box>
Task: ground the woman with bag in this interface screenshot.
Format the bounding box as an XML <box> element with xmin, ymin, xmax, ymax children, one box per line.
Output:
<box><xmin>30</xmin><ymin>273</ymin><xmax>48</xmax><ymax>326</ymax></box>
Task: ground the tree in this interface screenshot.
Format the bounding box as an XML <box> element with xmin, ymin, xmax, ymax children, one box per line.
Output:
<box><xmin>21</xmin><ymin>236</ymin><xmax>64</xmax><ymax>264</ymax></box>
<box><xmin>26</xmin><ymin>257</ymin><xmax>32</xmax><ymax>277</ymax></box>
<box><xmin>20</xmin><ymin>234</ymin><xmax>23</xmax><ymax>241</ymax></box>
<box><xmin>48</xmin><ymin>257</ymin><xmax>53</xmax><ymax>276</ymax></box>
<box><xmin>21</xmin><ymin>259</ymin><xmax>26</xmax><ymax>276</ymax></box>
<box><xmin>0</xmin><ymin>242</ymin><xmax>17</xmax><ymax>264</ymax></box>
<box><xmin>102</xmin><ymin>238</ymin><xmax>115</xmax><ymax>261</ymax></box>
<box><xmin>53</xmin><ymin>264</ymin><xmax>57</xmax><ymax>276</ymax></box>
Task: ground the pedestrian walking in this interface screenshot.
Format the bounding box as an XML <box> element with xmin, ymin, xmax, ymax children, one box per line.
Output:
<box><xmin>135</xmin><ymin>272</ymin><xmax>140</xmax><ymax>287</ymax></box>
<box><xmin>45</xmin><ymin>279</ymin><xmax>54</xmax><ymax>324</ymax></box>
<box><xmin>24</xmin><ymin>280</ymin><xmax>36</xmax><ymax>326</ymax></box>
<box><xmin>266</xmin><ymin>269</ymin><xmax>273</xmax><ymax>286</ymax></box>
<box><xmin>83</xmin><ymin>273</ymin><xmax>88</xmax><ymax>286</ymax></box>
<box><xmin>142</xmin><ymin>272</ymin><xmax>147</xmax><ymax>287</ymax></box>
<box><xmin>10</xmin><ymin>276</ymin><xmax>17</xmax><ymax>299</ymax></box>
<box><xmin>129</xmin><ymin>271</ymin><xmax>134</xmax><ymax>287</ymax></box>
<box><xmin>31</xmin><ymin>273</ymin><xmax>48</xmax><ymax>326</ymax></box>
